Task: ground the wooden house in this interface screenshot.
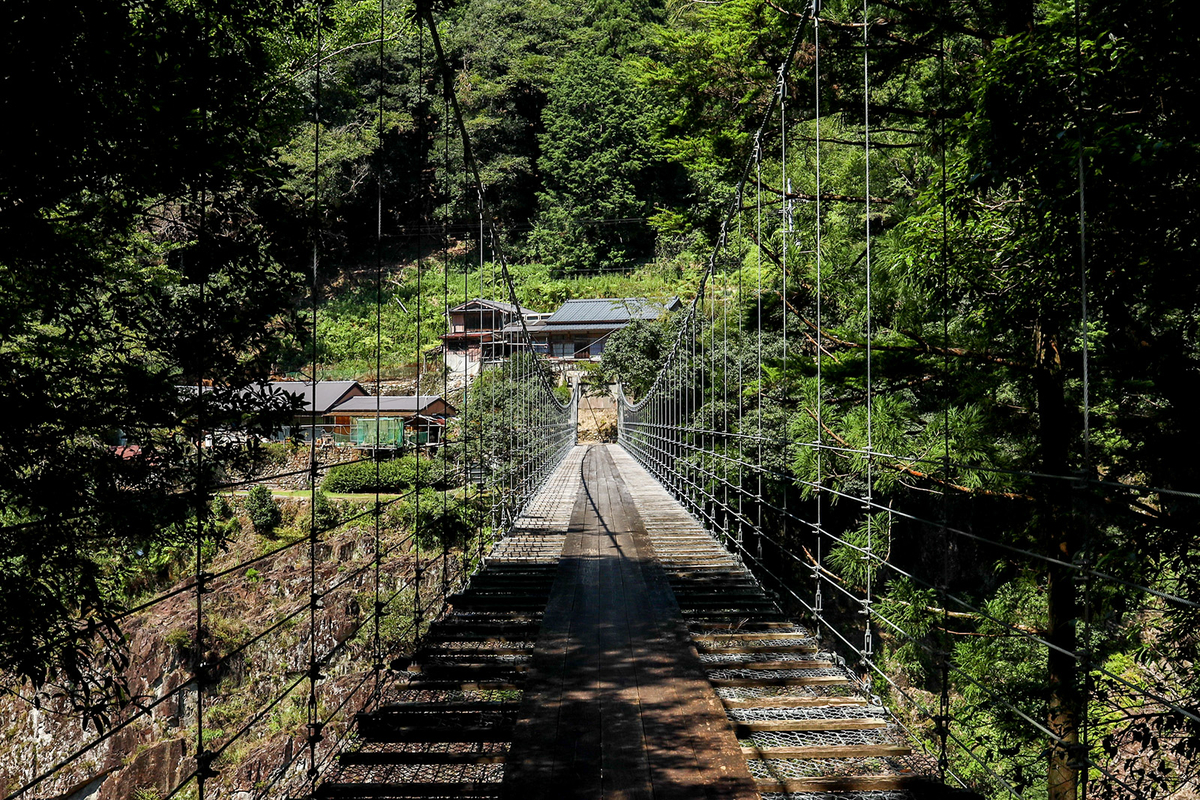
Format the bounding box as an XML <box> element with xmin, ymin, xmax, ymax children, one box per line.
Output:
<box><xmin>442</xmin><ymin>298</ymin><xmax>535</xmax><ymax>378</ymax></box>
<box><xmin>533</xmin><ymin>297</ymin><xmax>683</xmax><ymax>361</ymax></box>
<box><xmin>329</xmin><ymin>395</ymin><xmax>457</xmax><ymax>449</ymax></box>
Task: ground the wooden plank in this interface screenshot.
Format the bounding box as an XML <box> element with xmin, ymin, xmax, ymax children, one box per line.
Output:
<box><xmin>629</xmin><ymin>458</ymin><xmax>741</xmax><ymax>800</ymax></box>
<box><xmin>735</xmin><ymin>718</ymin><xmax>887</xmax><ymax>732</ymax></box>
<box><xmin>696</xmin><ymin>644</ymin><xmax>819</xmax><ymax>655</ymax></box>
<box><xmin>353</xmin><ymin>725</ymin><xmax>514</xmax><ymax>743</ymax></box>
<box><xmin>407</xmin><ymin>663</ymin><xmax>529</xmax><ymax>675</ymax></box>
<box><xmin>608</xmin><ymin>451</ymin><xmax>758</xmax><ymax>800</ymax></box>
<box><xmin>373</xmin><ymin>701</ymin><xmax>519</xmax><ymax>713</ymax></box>
<box><xmin>551</xmin><ymin>448</ymin><xmax>603</xmax><ymax>795</ymax></box>
<box><xmin>755</xmin><ymin>776</ymin><xmax>917</xmax><ymax>793</ymax></box>
<box><xmin>499</xmin><ymin>449</ymin><xmax>590</xmax><ymax>798</ymax></box>
<box><xmin>609</xmin><ymin>463</ymin><xmax>707</xmax><ymax>800</ymax></box>
<box><xmin>502</xmin><ymin>445</ymin><xmax>758</xmax><ymax>800</ymax></box>
<box><xmin>707</xmin><ymin>659</ymin><xmax>833</xmax><ymax>670</ymax></box>
<box><xmin>421</xmin><ymin>646</ymin><xmax>531</xmax><ymax>656</ymax></box>
<box><xmin>689</xmin><ymin>621</ymin><xmax>797</xmax><ymax>630</ymax></box>
<box><xmin>338</xmin><ymin>751</ymin><xmax>508</xmax><ymax>766</ymax></box>
<box><xmin>721</xmin><ymin>696</ymin><xmax>869</xmax><ymax>709</ymax></box>
<box><xmin>709</xmin><ymin>675</ymin><xmax>851</xmax><ymax>688</ymax></box>
<box><xmin>596</xmin><ymin>456</ymin><xmax>653</xmax><ymax>800</ymax></box>
<box><xmin>401</xmin><ymin>681</ymin><xmax>522</xmax><ymax>691</ymax></box>
<box><xmin>318</xmin><ymin>782</ymin><xmax>501</xmax><ymax>798</ymax></box>
<box><xmin>449</xmin><ymin>598</ymin><xmax>548</xmax><ymax>608</ymax></box>
<box><xmin>427</xmin><ymin>622</ymin><xmax>540</xmax><ymax>634</ymax></box>
<box><xmin>689</xmin><ymin>618</ymin><xmax>792</xmax><ymax>625</ymax></box>
<box><xmin>741</xmin><ymin>744</ymin><xmax>911</xmax><ymax>759</ymax></box>
<box><xmin>693</xmin><ymin>632</ymin><xmax>815</xmax><ymax>642</ymax></box>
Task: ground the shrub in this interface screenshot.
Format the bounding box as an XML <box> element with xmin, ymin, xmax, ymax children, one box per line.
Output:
<box><xmin>321</xmin><ymin>455</ymin><xmax>425</xmax><ymax>494</ymax></box>
<box><xmin>164</xmin><ymin>627</ymin><xmax>192</xmax><ymax>654</ymax></box>
<box><xmin>400</xmin><ymin>489</ymin><xmax>478</xmax><ymax>550</ymax></box>
<box><xmin>309</xmin><ymin>490</ymin><xmax>341</xmax><ymax>533</ymax></box>
<box><xmin>321</xmin><ymin>460</ymin><xmax>374</xmax><ymax>493</ymax></box>
<box><xmin>260</xmin><ymin>441</ymin><xmax>289</xmax><ymax>466</ymax></box>
<box><xmin>210</xmin><ymin>494</ymin><xmax>241</xmax><ymax>540</ymax></box>
<box><xmin>244</xmin><ymin>485</ymin><xmax>281</xmax><ymax>535</ymax></box>
<box><xmin>212</xmin><ymin>494</ymin><xmax>233</xmax><ymax>520</ymax></box>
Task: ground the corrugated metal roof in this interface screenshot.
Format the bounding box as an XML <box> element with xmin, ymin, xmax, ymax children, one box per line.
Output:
<box><xmin>332</xmin><ymin>395</ymin><xmax>445</xmax><ymax>413</ymax></box>
<box><xmin>447</xmin><ymin>298</ymin><xmax>527</xmax><ymax>315</ymax></box>
<box><xmin>500</xmin><ymin>319</ymin><xmax>549</xmax><ymax>334</ymax></box>
<box><xmin>529</xmin><ymin>322</ymin><xmax>624</xmax><ymax>333</ymax></box>
<box><xmin>269</xmin><ymin>380</ymin><xmax>364</xmax><ymax>414</ymax></box>
<box><xmin>545</xmin><ymin>297</ymin><xmax>680</xmax><ymax>325</ymax></box>
<box><xmin>177</xmin><ymin>381</ymin><xmax>365</xmax><ymax>415</ymax></box>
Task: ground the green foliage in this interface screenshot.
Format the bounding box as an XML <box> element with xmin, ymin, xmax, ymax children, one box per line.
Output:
<box><xmin>530</xmin><ymin>52</ymin><xmax>660</xmax><ymax>272</ymax></box>
<box><xmin>400</xmin><ymin>489</ymin><xmax>479</xmax><ymax>551</ymax></box>
<box><xmin>212</xmin><ymin>494</ymin><xmax>233</xmax><ymax>521</ymax></box>
<box><xmin>163</xmin><ymin>627</ymin><xmax>192</xmax><ymax>655</ymax></box>
<box><xmin>259</xmin><ymin>442</ymin><xmax>290</xmax><ymax>467</ymax></box>
<box><xmin>321</xmin><ymin>455</ymin><xmax>428</xmax><ymax>494</ymax></box>
<box><xmin>598</xmin><ymin>316</ymin><xmax>677</xmax><ymax>401</ymax></box>
<box><xmin>211</xmin><ymin>495</ymin><xmax>241</xmax><ymax>540</ymax></box>
<box><xmin>0</xmin><ymin>0</ymin><xmax>308</xmax><ymax>706</ymax></box>
<box><xmin>244</xmin><ymin>485</ymin><xmax>282</xmax><ymax>535</ymax></box>
<box><xmin>824</xmin><ymin>513</ymin><xmax>889</xmax><ymax>591</ymax></box>
<box><xmin>311</xmin><ymin>490</ymin><xmax>342</xmax><ymax>533</ymax></box>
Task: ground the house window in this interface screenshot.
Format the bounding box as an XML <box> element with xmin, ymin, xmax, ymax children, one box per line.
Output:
<box><xmin>464</xmin><ymin>309</ymin><xmax>498</xmax><ymax>331</ymax></box>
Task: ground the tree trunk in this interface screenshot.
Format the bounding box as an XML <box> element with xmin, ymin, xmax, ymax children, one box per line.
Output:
<box><xmin>1034</xmin><ymin>321</ymin><xmax>1079</xmax><ymax>800</ymax></box>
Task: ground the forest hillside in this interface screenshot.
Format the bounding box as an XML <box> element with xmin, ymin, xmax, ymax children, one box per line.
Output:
<box><xmin>2</xmin><ymin>1</ymin><xmax>1197</xmax><ymax>798</ymax></box>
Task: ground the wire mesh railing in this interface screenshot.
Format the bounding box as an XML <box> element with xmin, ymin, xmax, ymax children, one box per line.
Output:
<box><xmin>618</xmin><ymin>2</ymin><xmax>1199</xmax><ymax>798</ymax></box>
<box><xmin>2</xmin><ymin>0</ymin><xmax>576</xmax><ymax>798</ymax></box>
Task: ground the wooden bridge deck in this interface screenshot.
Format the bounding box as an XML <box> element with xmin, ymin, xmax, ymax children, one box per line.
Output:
<box><xmin>500</xmin><ymin>445</ymin><xmax>757</xmax><ymax>799</ymax></box>
<box><xmin>319</xmin><ymin>444</ymin><xmax>941</xmax><ymax>800</ymax></box>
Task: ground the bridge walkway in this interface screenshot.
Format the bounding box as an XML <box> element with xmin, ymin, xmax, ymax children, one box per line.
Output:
<box><xmin>318</xmin><ymin>445</ymin><xmax>938</xmax><ymax>799</ymax></box>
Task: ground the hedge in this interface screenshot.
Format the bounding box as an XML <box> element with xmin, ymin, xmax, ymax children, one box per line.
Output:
<box><xmin>321</xmin><ymin>455</ymin><xmax>430</xmax><ymax>493</ymax></box>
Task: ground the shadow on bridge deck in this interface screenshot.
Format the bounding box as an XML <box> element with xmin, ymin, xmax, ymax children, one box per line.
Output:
<box><xmin>500</xmin><ymin>444</ymin><xmax>757</xmax><ymax>799</ymax></box>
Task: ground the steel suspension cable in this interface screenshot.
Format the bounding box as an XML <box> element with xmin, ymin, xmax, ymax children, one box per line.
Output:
<box><xmin>193</xmin><ymin>0</ymin><xmax>212</xmax><ymax>790</ymax></box>
<box><xmin>413</xmin><ymin>18</ymin><xmax>425</xmax><ymax>647</ymax></box>
<box><xmin>441</xmin><ymin>64</ymin><xmax>451</xmax><ymax>610</ymax></box>
<box><xmin>779</xmin><ymin>63</ymin><xmax>790</xmax><ymax>601</ymax></box>
<box><xmin>755</xmin><ymin>135</ymin><xmax>764</xmax><ymax>565</ymax></box>
<box><xmin>813</xmin><ymin>2</ymin><xmax>825</xmax><ymax>638</ymax></box>
<box><xmin>861</xmin><ymin>0</ymin><xmax>875</xmax><ymax>666</ymax></box>
<box><xmin>372</xmin><ymin>0</ymin><xmax>386</xmax><ymax>706</ymax></box>
<box><xmin>936</xmin><ymin>21</ymin><xmax>953</xmax><ymax>783</ymax></box>
<box><xmin>737</xmin><ymin>202</ymin><xmax>745</xmax><ymax>554</ymax></box>
<box><xmin>1075</xmin><ymin>1</ymin><xmax>1094</xmax><ymax>792</ymax></box>
<box><xmin>305</xmin><ymin>1</ymin><xmax>324</xmax><ymax>787</ymax></box>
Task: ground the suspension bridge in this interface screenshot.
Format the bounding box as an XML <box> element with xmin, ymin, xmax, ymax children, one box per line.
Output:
<box><xmin>6</xmin><ymin>1</ymin><xmax>1197</xmax><ymax>799</ymax></box>
<box><xmin>316</xmin><ymin>443</ymin><xmax>949</xmax><ymax>799</ymax></box>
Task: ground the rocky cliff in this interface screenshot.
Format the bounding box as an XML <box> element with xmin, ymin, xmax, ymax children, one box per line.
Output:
<box><xmin>0</xmin><ymin>491</ymin><xmax>453</xmax><ymax>800</ymax></box>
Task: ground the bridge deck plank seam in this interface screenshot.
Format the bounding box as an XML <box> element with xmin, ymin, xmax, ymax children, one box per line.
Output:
<box><xmin>501</xmin><ymin>445</ymin><xmax>758</xmax><ymax>800</ymax></box>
